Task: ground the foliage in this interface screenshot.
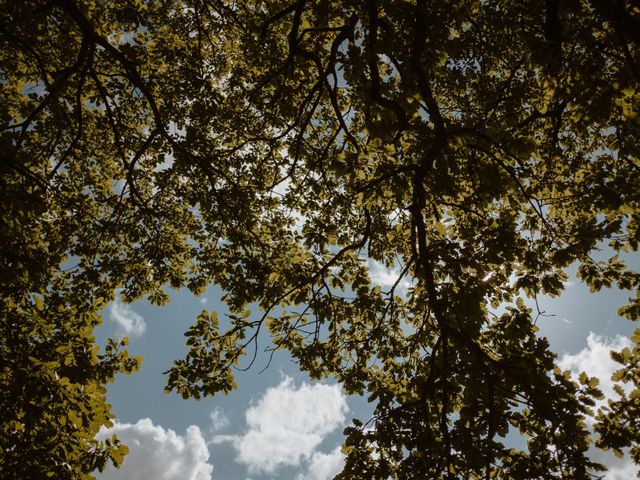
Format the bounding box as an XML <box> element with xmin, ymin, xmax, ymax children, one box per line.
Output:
<box><xmin>0</xmin><ymin>0</ymin><xmax>181</xmax><ymax>477</ymax></box>
<box><xmin>2</xmin><ymin>0</ymin><xmax>640</xmax><ymax>478</ymax></box>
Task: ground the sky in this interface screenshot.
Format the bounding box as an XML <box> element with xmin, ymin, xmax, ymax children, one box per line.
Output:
<box><xmin>94</xmin><ymin>257</ymin><xmax>639</xmax><ymax>480</ymax></box>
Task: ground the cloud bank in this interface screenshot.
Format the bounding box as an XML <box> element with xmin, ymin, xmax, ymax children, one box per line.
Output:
<box><xmin>96</xmin><ymin>418</ymin><xmax>213</xmax><ymax>480</ymax></box>
<box><xmin>214</xmin><ymin>376</ymin><xmax>348</xmax><ymax>474</ymax></box>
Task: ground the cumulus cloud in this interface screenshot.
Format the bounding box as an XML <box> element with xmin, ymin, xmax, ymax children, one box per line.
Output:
<box><xmin>296</xmin><ymin>446</ymin><xmax>345</xmax><ymax>480</ymax></box>
<box><xmin>96</xmin><ymin>418</ymin><xmax>213</xmax><ymax>480</ymax></box>
<box><xmin>558</xmin><ymin>332</ymin><xmax>632</xmax><ymax>413</ymax></box>
<box><xmin>109</xmin><ymin>298</ymin><xmax>146</xmax><ymax>337</ymax></box>
<box><xmin>214</xmin><ymin>377</ymin><xmax>348</xmax><ymax>474</ymax></box>
<box><xmin>558</xmin><ymin>333</ymin><xmax>635</xmax><ymax>479</ymax></box>
<box><xmin>367</xmin><ymin>259</ymin><xmax>413</xmax><ymax>294</ymax></box>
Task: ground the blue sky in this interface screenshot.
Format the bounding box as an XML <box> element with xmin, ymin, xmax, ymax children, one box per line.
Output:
<box><xmin>94</xmin><ymin>258</ymin><xmax>638</xmax><ymax>480</ymax></box>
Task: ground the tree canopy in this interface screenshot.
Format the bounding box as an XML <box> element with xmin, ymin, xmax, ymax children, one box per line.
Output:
<box><xmin>1</xmin><ymin>0</ymin><xmax>639</xmax><ymax>478</ymax></box>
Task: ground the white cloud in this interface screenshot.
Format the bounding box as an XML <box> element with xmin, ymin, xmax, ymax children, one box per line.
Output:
<box><xmin>209</xmin><ymin>407</ymin><xmax>229</xmax><ymax>432</ymax></box>
<box><xmin>588</xmin><ymin>447</ymin><xmax>638</xmax><ymax>480</ymax></box>
<box><xmin>367</xmin><ymin>259</ymin><xmax>413</xmax><ymax>294</ymax></box>
<box><xmin>110</xmin><ymin>298</ymin><xmax>146</xmax><ymax>337</ymax></box>
<box><xmin>214</xmin><ymin>377</ymin><xmax>348</xmax><ymax>474</ymax></box>
<box><xmin>96</xmin><ymin>418</ymin><xmax>213</xmax><ymax>480</ymax></box>
<box><xmin>558</xmin><ymin>333</ymin><xmax>636</xmax><ymax>479</ymax></box>
<box><xmin>296</xmin><ymin>446</ymin><xmax>345</xmax><ymax>480</ymax></box>
<box><xmin>558</xmin><ymin>332</ymin><xmax>632</xmax><ymax>412</ymax></box>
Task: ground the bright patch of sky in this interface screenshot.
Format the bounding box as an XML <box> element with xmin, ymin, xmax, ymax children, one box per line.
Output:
<box><xmin>109</xmin><ymin>296</ymin><xmax>146</xmax><ymax>337</ymax></box>
<box><xmin>209</xmin><ymin>407</ymin><xmax>229</xmax><ymax>432</ymax></box>
<box><xmin>367</xmin><ymin>258</ymin><xmax>414</xmax><ymax>294</ymax></box>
